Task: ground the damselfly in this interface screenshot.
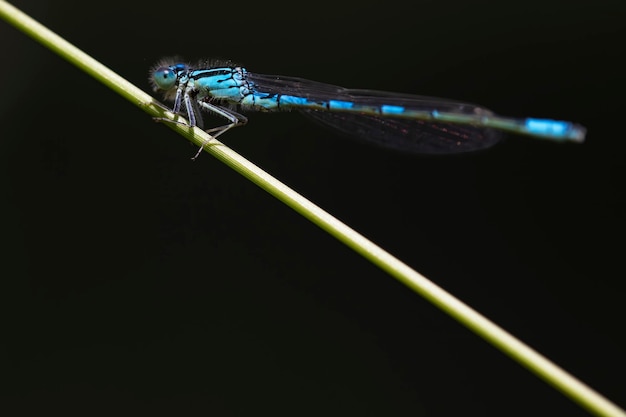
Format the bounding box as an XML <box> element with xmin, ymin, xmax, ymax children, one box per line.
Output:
<box><xmin>150</xmin><ymin>59</ymin><xmax>586</xmax><ymax>155</ymax></box>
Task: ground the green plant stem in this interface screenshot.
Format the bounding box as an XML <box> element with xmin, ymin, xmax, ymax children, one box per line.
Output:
<box><xmin>1</xmin><ymin>2</ymin><xmax>624</xmax><ymax>416</ymax></box>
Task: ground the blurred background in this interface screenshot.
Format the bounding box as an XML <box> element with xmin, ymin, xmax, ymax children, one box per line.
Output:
<box><xmin>1</xmin><ymin>0</ymin><xmax>624</xmax><ymax>415</ymax></box>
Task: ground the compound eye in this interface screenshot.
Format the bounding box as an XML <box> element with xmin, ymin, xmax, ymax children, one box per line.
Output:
<box><xmin>151</xmin><ymin>66</ymin><xmax>177</xmax><ymax>90</ymax></box>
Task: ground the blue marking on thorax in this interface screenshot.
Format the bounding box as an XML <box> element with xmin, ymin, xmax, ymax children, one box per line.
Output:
<box><xmin>193</xmin><ymin>69</ymin><xmax>239</xmax><ymax>90</ymax></box>
<box><xmin>190</xmin><ymin>67</ymin><xmax>249</xmax><ymax>102</ymax></box>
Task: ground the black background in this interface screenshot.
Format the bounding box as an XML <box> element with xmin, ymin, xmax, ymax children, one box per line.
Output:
<box><xmin>1</xmin><ymin>0</ymin><xmax>624</xmax><ymax>415</ymax></box>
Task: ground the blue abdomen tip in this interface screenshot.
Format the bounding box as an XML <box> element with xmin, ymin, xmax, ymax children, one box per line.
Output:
<box><xmin>526</xmin><ymin>118</ymin><xmax>569</xmax><ymax>136</ymax></box>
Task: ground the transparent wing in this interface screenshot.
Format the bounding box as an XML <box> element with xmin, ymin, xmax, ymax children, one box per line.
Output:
<box><xmin>247</xmin><ymin>73</ymin><xmax>502</xmax><ymax>154</ymax></box>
